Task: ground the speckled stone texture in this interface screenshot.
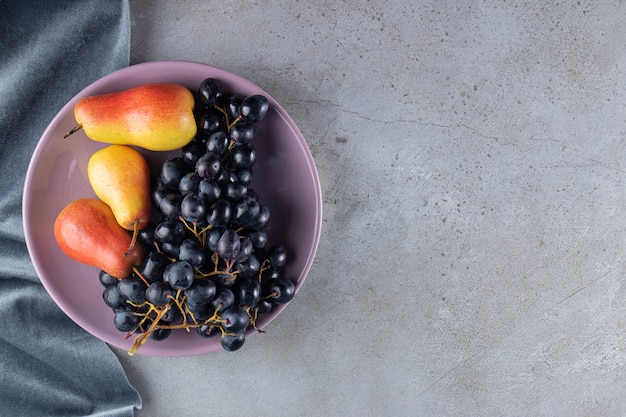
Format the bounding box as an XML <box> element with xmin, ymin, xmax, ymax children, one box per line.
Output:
<box><xmin>119</xmin><ymin>1</ymin><xmax>626</xmax><ymax>416</ymax></box>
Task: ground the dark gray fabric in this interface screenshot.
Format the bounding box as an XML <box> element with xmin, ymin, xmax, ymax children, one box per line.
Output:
<box><xmin>0</xmin><ymin>1</ymin><xmax>142</xmax><ymax>416</ymax></box>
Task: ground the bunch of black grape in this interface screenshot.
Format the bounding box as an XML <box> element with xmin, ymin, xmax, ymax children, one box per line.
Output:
<box><xmin>99</xmin><ymin>78</ymin><xmax>296</xmax><ymax>354</ymax></box>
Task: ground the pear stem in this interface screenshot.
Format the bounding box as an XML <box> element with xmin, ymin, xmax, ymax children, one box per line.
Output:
<box><xmin>63</xmin><ymin>123</ymin><xmax>83</xmax><ymax>138</ymax></box>
<box><xmin>124</xmin><ymin>221</ymin><xmax>141</xmax><ymax>257</ymax></box>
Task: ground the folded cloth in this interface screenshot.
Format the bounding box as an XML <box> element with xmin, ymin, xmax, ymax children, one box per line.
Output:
<box><xmin>0</xmin><ymin>1</ymin><xmax>142</xmax><ymax>416</ymax></box>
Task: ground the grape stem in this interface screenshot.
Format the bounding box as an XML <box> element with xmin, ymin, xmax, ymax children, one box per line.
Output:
<box><xmin>126</xmin><ymin>294</ymin><xmax>237</xmax><ymax>355</ymax></box>
<box><xmin>132</xmin><ymin>266</ymin><xmax>151</xmax><ymax>287</ymax></box>
<box><xmin>178</xmin><ymin>216</ymin><xmax>212</xmax><ymax>247</ymax></box>
<box><xmin>127</xmin><ymin>302</ymin><xmax>171</xmax><ymax>355</ymax></box>
<box><xmin>212</xmin><ymin>105</ymin><xmax>241</xmax><ymax>133</ymax></box>
<box><xmin>227</xmin><ymin>116</ymin><xmax>242</xmax><ymax>132</ymax></box>
<box><xmin>152</xmin><ymin>241</ymin><xmax>177</xmax><ymax>262</ymax></box>
<box><xmin>245</xmin><ymin>306</ymin><xmax>265</xmax><ymax>333</ymax></box>
<box><xmin>194</xmin><ymin>253</ymin><xmax>239</xmax><ymax>283</ymax></box>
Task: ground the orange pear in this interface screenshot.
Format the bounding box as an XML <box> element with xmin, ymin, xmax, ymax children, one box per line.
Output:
<box><xmin>54</xmin><ymin>198</ymin><xmax>145</xmax><ymax>279</ymax></box>
<box><xmin>65</xmin><ymin>83</ymin><xmax>197</xmax><ymax>151</ymax></box>
<box><xmin>87</xmin><ymin>144</ymin><xmax>151</xmax><ymax>251</ymax></box>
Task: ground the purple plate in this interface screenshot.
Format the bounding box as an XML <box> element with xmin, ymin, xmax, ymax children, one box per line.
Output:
<box><xmin>22</xmin><ymin>61</ymin><xmax>322</xmax><ymax>356</ymax></box>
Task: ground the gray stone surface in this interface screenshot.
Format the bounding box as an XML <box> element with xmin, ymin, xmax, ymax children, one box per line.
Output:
<box><xmin>116</xmin><ymin>1</ymin><xmax>626</xmax><ymax>416</ymax></box>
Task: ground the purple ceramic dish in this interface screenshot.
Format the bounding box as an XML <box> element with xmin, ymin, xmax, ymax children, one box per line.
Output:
<box><xmin>22</xmin><ymin>61</ymin><xmax>322</xmax><ymax>356</ymax></box>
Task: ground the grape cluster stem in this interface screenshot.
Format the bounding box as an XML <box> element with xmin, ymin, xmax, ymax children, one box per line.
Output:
<box><xmin>125</xmin><ymin>217</ymin><xmax>263</xmax><ymax>354</ymax></box>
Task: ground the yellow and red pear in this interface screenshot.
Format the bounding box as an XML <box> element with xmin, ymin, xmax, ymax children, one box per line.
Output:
<box><xmin>54</xmin><ymin>198</ymin><xmax>145</xmax><ymax>279</ymax></box>
<box><xmin>87</xmin><ymin>144</ymin><xmax>151</xmax><ymax>248</ymax></box>
<box><xmin>66</xmin><ymin>82</ymin><xmax>197</xmax><ymax>151</ymax></box>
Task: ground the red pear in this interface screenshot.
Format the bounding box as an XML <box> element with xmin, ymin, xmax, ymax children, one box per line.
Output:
<box><xmin>65</xmin><ymin>83</ymin><xmax>197</xmax><ymax>151</ymax></box>
<box><xmin>54</xmin><ymin>198</ymin><xmax>145</xmax><ymax>279</ymax></box>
